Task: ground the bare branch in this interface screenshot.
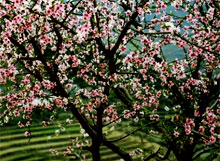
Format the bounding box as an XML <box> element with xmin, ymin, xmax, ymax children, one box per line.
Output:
<box><xmin>103</xmin><ymin>139</ymin><xmax>133</xmax><ymax>161</ymax></box>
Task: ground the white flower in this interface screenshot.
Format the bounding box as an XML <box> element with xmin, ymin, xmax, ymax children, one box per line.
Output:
<box><xmin>164</xmin><ymin>106</ymin><xmax>170</xmax><ymax>111</ymax></box>
<box><xmin>164</xmin><ymin>22</ymin><xmax>180</xmax><ymax>34</ymax></box>
<box><xmin>32</xmin><ymin>4</ymin><xmax>42</xmax><ymax>12</ymax></box>
<box><xmin>109</xmin><ymin>126</ymin><xmax>115</xmax><ymax>131</ymax></box>
<box><xmin>55</xmin><ymin>130</ymin><xmax>60</xmax><ymax>136</ymax></box>
<box><xmin>84</xmin><ymin>133</ymin><xmax>89</xmax><ymax>137</ymax></box>
<box><xmin>80</xmin><ymin>128</ymin><xmax>85</xmax><ymax>134</ymax></box>
<box><xmin>61</xmin><ymin>127</ymin><xmax>66</xmax><ymax>131</ymax></box>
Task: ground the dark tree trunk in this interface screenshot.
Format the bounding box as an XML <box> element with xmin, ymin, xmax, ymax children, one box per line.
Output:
<box><xmin>91</xmin><ymin>139</ymin><xmax>101</xmax><ymax>161</ymax></box>
<box><xmin>176</xmin><ymin>152</ymin><xmax>194</xmax><ymax>161</ymax></box>
<box><xmin>172</xmin><ymin>142</ymin><xmax>195</xmax><ymax>161</ymax></box>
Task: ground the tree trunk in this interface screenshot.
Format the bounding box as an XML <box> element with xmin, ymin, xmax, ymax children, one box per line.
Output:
<box><xmin>176</xmin><ymin>153</ymin><xmax>193</xmax><ymax>161</ymax></box>
<box><xmin>172</xmin><ymin>143</ymin><xmax>195</xmax><ymax>161</ymax></box>
<box><xmin>91</xmin><ymin>139</ymin><xmax>101</xmax><ymax>161</ymax></box>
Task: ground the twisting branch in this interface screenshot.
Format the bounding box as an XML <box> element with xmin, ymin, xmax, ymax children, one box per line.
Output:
<box><xmin>174</xmin><ymin>32</ymin><xmax>219</xmax><ymax>55</ymax></box>
<box><xmin>62</xmin><ymin>0</ymin><xmax>82</xmax><ymax>23</ymax></box>
<box><xmin>114</xmin><ymin>87</ymin><xmax>133</xmax><ymax>108</ymax></box>
<box><xmin>49</xmin><ymin>17</ymin><xmax>77</xmax><ymax>35</ymax></box>
<box><xmin>19</xmin><ymin>57</ymin><xmax>39</xmax><ymax>61</ymax></box>
<box><xmin>144</xmin><ymin>147</ymin><xmax>160</xmax><ymax>161</ymax></box>
<box><xmin>27</xmin><ymin>37</ymin><xmax>97</xmax><ymax>139</ymax></box>
<box><xmin>94</xmin><ymin>0</ymin><xmax>101</xmax><ymax>34</ymax></box>
<box><xmin>192</xmin><ymin>54</ymin><xmax>203</xmax><ymax>79</ymax></box>
<box><xmin>144</xmin><ymin>145</ymin><xmax>172</xmax><ymax>161</ymax></box>
<box><xmin>53</xmin><ymin>24</ymin><xmax>63</xmax><ymax>60</ymax></box>
<box><xmin>103</xmin><ymin>139</ymin><xmax>133</xmax><ymax>161</ymax></box>
<box><xmin>9</xmin><ymin>37</ymin><xmax>43</xmax><ymax>82</ymax></box>
<box><xmin>9</xmin><ymin>37</ymin><xmax>27</xmax><ymax>56</ymax></box>
<box><xmin>111</xmin><ymin>0</ymin><xmax>149</xmax><ymax>54</ymax></box>
<box><xmin>90</xmin><ymin>0</ymin><xmax>106</xmax><ymax>52</ymax></box>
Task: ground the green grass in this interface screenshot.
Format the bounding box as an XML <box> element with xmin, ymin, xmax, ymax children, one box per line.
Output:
<box><xmin>3</xmin><ymin>116</ymin><xmax>216</xmax><ymax>161</ymax></box>
<box><xmin>0</xmin><ymin>121</ymin><xmax>151</xmax><ymax>161</ymax></box>
<box><xmin>1</xmin><ymin>121</ymin><xmax>216</xmax><ymax>161</ymax></box>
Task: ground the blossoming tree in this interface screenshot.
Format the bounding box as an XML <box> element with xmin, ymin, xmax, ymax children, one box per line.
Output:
<box><xmin>0</xmin><ymin>0</ymin><xmax>219</xmax><ymax>161</ymax></box>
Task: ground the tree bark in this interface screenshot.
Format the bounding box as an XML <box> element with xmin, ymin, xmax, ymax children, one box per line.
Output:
<box><xmin>176</xmin><ymin>153</ymin><xmax>193</xmax><ymax>161</ymax></box>
<box><xmin>172</xmin><ymin>143</ymin><xmax>195</xmax><ymax>161</ymax></box>
<box><xmin>91</xmin><ymin>139</ymin><xmax>101</xmax><ymax>161</ymax></box>
<box><xmin>103</xmin><ymin>140</ymin><xmax>133</xmax><ymax>161</ymax></box>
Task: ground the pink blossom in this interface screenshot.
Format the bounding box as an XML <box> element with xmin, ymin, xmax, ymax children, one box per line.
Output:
<box><xmin>209</xmin><ymin>136</ymin><xmax>216</xmax><ymax>143</ymax></box>
<box><xmin>120</xmin><ymin>46</ymin><xmax>127</xmax><ymax>53</ymax></box>
<box><xmin>24</xmin><ymin>131</ymin><xmax>30</xmax><ymax>137</ymax></box>
<box><xmin>161</xmin><ymin>2</ymin><xmax>167</xmax><ymax>9</ymax></box>
<box><xmin>210</xmin><ymin>127</ymin><xmax>215</xmax><ymax>135</ymax></box>
<box><xmin>173</xmin><ymin>131</ymin><xmax>179</xmax><ymax>137</ymax></box>
<box><xmin>202</xmin><ymin>137</ymin><xmax>210</xmax><ymax>145</ymax></box>
<box><xmin>137</xmin><ymin>7</ymin><xmax>143</xmax><ymax>16</ymax></box>
<box><xmin>198</xmin><ymin>126</ymin><xmax>205</xmax><ymax>133</ymax></box>
<box><xmin>134</xmin><ymin>117</ymin><xmax>139</xmax><ymax>122</ymax></box>
<box><xmin>66</xmin><ymin>84</ymin><xmax>72</xmax><ymax>89</ymax></box>
<box><xmin>83</xmin><ymin>12</ymin><xmax>91</xmax><ymax>21</ymax></box>
<box><xmin>150</xmin><ymin>130</ymin><xmax>155</xmax><ymax>135</ymax></box>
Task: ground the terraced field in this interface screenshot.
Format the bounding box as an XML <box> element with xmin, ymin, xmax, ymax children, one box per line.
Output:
<box><xmin>0</xmin><ymin>121</ymin><xmax>160</xmax><ymax>161</ymax></box>
<box><xmin>2</xmin><ymin>121</ymin><xmax>218</xmax><ymax>161</ymax></box>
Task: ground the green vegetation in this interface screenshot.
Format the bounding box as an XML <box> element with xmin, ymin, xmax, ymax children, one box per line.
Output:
<box><xmin>0</xmin><ymin>121</ymin><xmax>160</xmax><ymax>161</ymax></box>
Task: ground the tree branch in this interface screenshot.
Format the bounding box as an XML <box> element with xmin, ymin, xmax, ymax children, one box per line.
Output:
<box><xmin>174</xmin><ymin>32</ymin><xmax>219</xmax><ymax>56</ymax></box>
<box><xmin>62</xmin><ymin>0</ymin><xmax>82</xmax><ymax>23</ymax></box>
<box><xmin>111</xmin><ymin>0</ymin><xmax>149</xmax><ymax>54</ymax></box>
<box><xmin>103</xmin><ymin>139</ymin><xmax>133</xmax><ymax>161</ymax></box>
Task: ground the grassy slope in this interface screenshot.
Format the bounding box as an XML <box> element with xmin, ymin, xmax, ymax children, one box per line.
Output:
<box><xmin>0</xmin><ymin>121</ymin><xmax>159</xmax><ymax>161</ymax></box>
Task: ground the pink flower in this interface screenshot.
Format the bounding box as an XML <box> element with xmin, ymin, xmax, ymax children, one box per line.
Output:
<box><xmin>120</xmin><ymin>46</ymin><xmax>127</xmax><ymax>53</ymax></box>
<box><xmin>168</xmin><ymin>81</ymin><xmax>174</xmax><ymax>87</ymax></box>
<box><xmin>202</xmin><ymin>137</ymin><xmax>210</xmax><ymax>145</ymax></box>
<box><xmin>3</xmin><ymin>37</ymin><xmax>11</xmax><ymax>45</ymax></box>
<box><xmin>66</xmin><ymin>84</ymin><xmax>72</xmax><ymax>89</ymax></box>
<box><xmin>194</xmin><ymin>110</ymin><xmax>200</xmax><ymax>117</ymax></box>
<box><xmin>198</xmin><ymin>126</ymin><xmax>205</xmax><ymax>133</ymax></box>
<box><xmin>141</xmin><ymin>36</ymin><xmax>151</xmax><ymax>45</ymax></box>
<box><xmin>185</xmin><ymin>129</ymin><xmax>191</xmax><ymax>135</ymax></box>
<box><xmin>184</xmin><ymin>124</ymin><xmax>191</xmax><ymax>135</ymax></box>
<box><xmin>161</xmin><ymin>2</ymin><xmax>167</xmax><ymax>9</ymax></box>
<box><xmin>217</xmin><ymin>109</ymin><xmax>220</xmax><ymax>114</ymax></box>
<box><xmin>186</xmin><ymin>118</ymin><xmax>194</xmax><ymax>125</ymax></box>
<box><xmin>173</xmin><ymin>131</ymin><xmax>179</xmax><ymax>137</ymax></box>
<box><xmin>137</xmin><ymin>7</ymin><xmax>143</xmax><ymax>16</ymax></box>
<box><xmin>24</xmin><ymin>131</ymin><xmax>30</xmax><ymax>137</ymax></box>
<box><xmin>209</xmin><ymin>136</ymin><xmax>216</xmax><ymax>143</ymax></box>
<box><xmin>125</xmin><ymin>10</ymin><xmax>132</xmax><ymax>16</ymax></box>
<box><xmin>133</xmin><ymin>103</ymin><xmax>140</xmax><ymax>111</ymax></box>
<box><xmin>150</xmin><ymin>130</ymin><xmax>155</xmax><ymax>135</ymax></box>
<box><xmin>76</xmin><ymin>143</ymin><xmax>81</xmax><ymax>148</ymax></box>
<box><xmin>18</xmin><ymin>122</ymin><xmax>24</xmax><ymax>128</ymax></box>
<box><xmin>83</xmin><ymin>12</ymin><xmax>91</xmax><ymax>21</ymax></box>
<box><xmin>210</xmin><ymin>127</ymin><xmax>215</xmax><ymax>135</ymax></box>
<box><xmin>156</xmin><ymin>91</ymin><xmax>161</xmax><ymax>98</ymax></box>
<box><xmin>134</xmin><ymin>117</ymin><xmax>139</xmax><ymax>122</ymax></box>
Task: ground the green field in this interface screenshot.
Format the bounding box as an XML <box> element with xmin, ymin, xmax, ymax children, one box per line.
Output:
<box><xmin>1</xmin><ymin>119</ymin><xmax>217</xmax><ymax>161</ymax></box>
<box><xmin>0</xmin><ymin>120</ymin><xmax>162</xmax><ymax>161</ymax></box>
